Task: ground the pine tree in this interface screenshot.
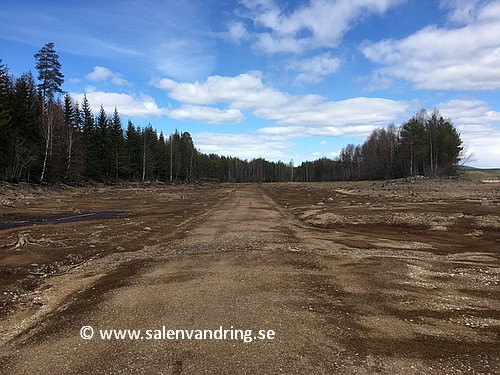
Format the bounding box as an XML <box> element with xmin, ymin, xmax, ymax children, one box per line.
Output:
<box><xmin>34</xmin><ymin>43</ymin><xmax>64</xmax><ymax>101</ymax></box>
<box><xmin>34</xmin><ymin>42</ymin><xmax>65</xmax><ymax>181</ymax></box>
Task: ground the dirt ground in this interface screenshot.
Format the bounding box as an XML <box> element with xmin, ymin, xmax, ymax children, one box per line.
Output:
<box><xmin>0</xmin><ymin>180</ymin><xmax>498</xmax><ymax>374</ymax></box>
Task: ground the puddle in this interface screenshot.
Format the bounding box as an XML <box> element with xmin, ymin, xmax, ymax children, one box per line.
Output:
<box><xmin>0</xmin><ymin>211</ymin><xmax>123</xmax><ymax>230</ymax></box>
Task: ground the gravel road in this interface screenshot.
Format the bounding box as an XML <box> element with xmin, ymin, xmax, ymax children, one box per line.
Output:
<box><xmin>1</xmin><ymin>184</ymin><xmax>498</xmax><ymax>374</ymax></box>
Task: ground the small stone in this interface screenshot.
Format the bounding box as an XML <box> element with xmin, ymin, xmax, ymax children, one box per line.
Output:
<box><xmin>2</xmin><ymin>198</ymin><xmax>14</xmax><ymax>207</ymax></box>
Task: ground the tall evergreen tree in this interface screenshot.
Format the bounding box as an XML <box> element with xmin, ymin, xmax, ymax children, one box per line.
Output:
<box><xmin>109</xmin><ymin>108</ymin><xmax>124</xmax><ymax>181</ymax></box>
<box><xmin>34</xmin><ymin>42</ymin><xmax>65</xmax><ymax>181</ymax></box>
<box><xmin>96</xmin><ymin>105</ymin><xmax>109</xmax><ymax>180</ymax></box>
<box><xmin>8</xmin><ymin>72</ymin><xmax>41</xmax><ymax>181</ymax></box>
<box><xmin>179</xmin><ymin>132</ymin><xmax>195</xmax><ymax>181</ymax></box>
<box><xmin>0</xmin><ymin>60</ymin><xmax>13</xmax><ymax>179</ymax></box>
<box><xmin>398</xmin><ymin>111</ymin><xmax>429</xmax><ymax>176</ymax></box>
<box><xmin>34</xmin><ymin>42</ymin><xmax>64</xmax><ymax>101</ymax></box>
<box><xmin>124</xmin><ymin>121</ymin><xmax>141</xmax><ymax>180</ymax></box>
<box><xmin>63</xmin><ymin>94</ymin><xmax>84</xmax><ymax>180</ymax></box>
<box><xmin>80</xmin><ymin>94</ymin><xmax>100</xmax><ymax>180</ymax></box>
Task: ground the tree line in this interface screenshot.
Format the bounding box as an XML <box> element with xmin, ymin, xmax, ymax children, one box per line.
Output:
<box><xmin>295</xmin><ymin>110</ymin><xmax>463</xmax><ymax>182</ymax></box>
<box><xmin>0</xmin><ymin>43</ymin><xmax>463</xmax><ymax>184</ymax></box>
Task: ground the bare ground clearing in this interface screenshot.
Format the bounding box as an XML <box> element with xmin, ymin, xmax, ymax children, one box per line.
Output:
<box><xmin>0</xmin><ymin>180</ymin><xmax>499</xmax><ymax>374</ymax></box>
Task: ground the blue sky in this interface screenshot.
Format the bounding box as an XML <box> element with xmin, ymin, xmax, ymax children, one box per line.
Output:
<box><xmin>1</xmin><ymin>0</ymin><xmax>500</xmax><ymax>167</ymax></box>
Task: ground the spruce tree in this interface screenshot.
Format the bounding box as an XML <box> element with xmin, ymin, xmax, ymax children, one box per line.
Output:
<box><xmin>63</xmin><ymin>93</ymin><xmax>78</xmax><ymax>179</ymax></box>
<box><xmin>0</xmin><ymin>60</ymin><xmax>12</xmax><ymax>179</ymax></box>
<box><xmin>9</xmin><ymin>73</ymin><xmax>42</xmax><ymax>180</ymax></box>
<box><xmin>109</xmin><ymin>108</ymin><xmax>124</xmax><ymax>180</ymax></box>
<box><xmin>80</xmin><ymin>94</ymin><xmax>99</xmax><ymax>180</ymax></box>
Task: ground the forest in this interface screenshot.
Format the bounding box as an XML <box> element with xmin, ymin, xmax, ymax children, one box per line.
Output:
<box><xmin>0</xmin><ymin>43</ymin><xmax>463</xmax><ymax>184</ymax></box>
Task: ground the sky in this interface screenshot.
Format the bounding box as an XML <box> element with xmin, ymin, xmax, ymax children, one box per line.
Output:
<box><xmin>1</xmin><ymin>0</ymin><xmax>500</xmax><ymax>167</ymax></box>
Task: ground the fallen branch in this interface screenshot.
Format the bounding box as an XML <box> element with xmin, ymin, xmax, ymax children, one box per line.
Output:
<box><xmin>28</xmin><ymin>261</ymin><xmax>86</xmax><ymax>277</ymax></box>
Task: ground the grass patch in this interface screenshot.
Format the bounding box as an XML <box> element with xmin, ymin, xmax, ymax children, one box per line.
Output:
<box><xmin>461</xmin><ymin>169</ymin><xmax>500</xmax><ymax>181</ymax></box>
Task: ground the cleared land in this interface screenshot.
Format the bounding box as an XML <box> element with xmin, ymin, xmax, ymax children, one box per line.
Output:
<box><xmin>0</xmin><ymin>180</ymin><xmax>499</xmax><ymax>374</ymax></box>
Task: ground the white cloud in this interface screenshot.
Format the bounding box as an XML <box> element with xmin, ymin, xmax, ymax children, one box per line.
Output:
<box><xmin>227</xmin><ymin>21</ymin><xmax>250</xmax><ymax>42</ymax></box>
<box><xmin>192</xmin><ymin>132</ymin><xmax>293</xmax><ymax>161</ymax></box>
<box><xmin>287</xmin><ymin>52</ymin><xmax>341</xmax><ymax>84</ymax></box>
<box><xmin>153</xmin><ymin>71</ymin><xmax>413</xmax><ymax>138</ymax></box>
<box><xmin>86</xmin><ymin>66</ymin><xmax>112</xmax><ymax>81</ymax></box>
<box><xmin>254</xmin><ymin>96</ymin><xmax>411</xmax><ymax>129</ymax></box>
<box><xmin>170</xmin><ymin>105</ymin><xmax>244</xmax><ymax>124</ymax></box>
<box><xmin>153</xmin><ymin>38</ymin><xmax>216</xmax><ymax>81</ymax></box>
<box><xmin>68</xmin><ymin>77</ymin><xmax>82</xmax><ymax>84</ymax></box>
<box><xmin>238</xmin><ymin>0</ymin><xmax>402</xmax><ymax>53</ymax></box>
<box><xmin>151</xmin><ymin>71</ymin><xmax>289</xmax><ymax>108</ymax></box>
<box><xmin>440</xmin><ymin>0</ymin><xmax>486</xmax><ymax>24</ymax></box>
<box><xmin>86</xmin><ymin>66</ymin><xmax>130</xmax><ymax>86</ymax></box>
<box><xmin>438</xmin><ymin>98</ymin><xmax>500</xmax><ymax>167</ymax></box>
<box><xmin>257</xmin><ymin>124</ymin><xmax>381</xmax><ymax>139</ymax></box>
<box><xmin>361</xmin><ymin>1</ymin><xmax>500</xmax><ymax>90</ymax></box>
<box><xmin>71</xmin><ymin>91</ymin><xmax>167</xmax><ymax>118</ymax></box>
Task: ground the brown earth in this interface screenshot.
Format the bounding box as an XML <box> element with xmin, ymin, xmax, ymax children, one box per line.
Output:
<box><xmin>0</xmin><ymin>180</ymin><xmax>499</xmax><ymax>374</ymax></box>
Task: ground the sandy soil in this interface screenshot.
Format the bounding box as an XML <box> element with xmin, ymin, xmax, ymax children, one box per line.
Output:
<box><xmin>0</xmin><ymin>180</ymin><xmax>499</xmax><ymax>374</ymax></box>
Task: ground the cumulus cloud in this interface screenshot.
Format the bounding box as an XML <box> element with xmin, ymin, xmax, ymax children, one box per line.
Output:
<box><xmin>71</xmin><ymin>91</ymin><xmax>167</xmax><ymax>118</ymax></box>
<box><xmin>286</xmin><ymin>52</ymin><xmax>341</xmax><ymax>84</ymax></box>
<box><xmin>192</xmin><ymin>132</ymin><xmax>293</xmax><ymax>161</ymax></box>
<box><xmin>169</xmin><ymin>105</ymin><xmax>244</xmax><ymax>124</ymax></box>
<box><xmin>254</xmin><ymin>96</ymin><xmax>411</xmax><ymax>129</ymax></box>
<box><xmin>438</xmin><ymin>98</ymin><xmax>500</xmax><ymax>167</ymax></box>
<box><xmin>237</xmin><ymin>0</ymin><xmax>402</xmax><ymax>53</ymax></box>
<box><xmin>361</xmin><ymin>1</ymin><xmax>500</xmax><ymax>90</ymax></box>
<box><xmin>86</xmin><ymin>66</ymin><xmax>131</xmax><ymax>86</ymax></box>
<box><xmin>227</xmin><ymin>21</ymin><xmax>250</xmax><ymax>42</ymax></box>
<box><xmin>151</xmin><ymin>72</ymin><xmax>289</xmax><ymax>108</ymax></box>
<box><xmin>153</xmin><ymin>71</ymin><xmax>413</xmax><ymax>137</ymax></box>
<box><xmin>439</xmin><ymin>0</ymin><xmax>487</xmax><ymax>24</ymax></box>
<box><xmin>257</xmin><ymin>124</ymin><xmax>382</xmax><ymax>139</ymax></box>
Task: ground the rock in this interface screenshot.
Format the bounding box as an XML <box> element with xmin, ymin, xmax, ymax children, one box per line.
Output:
<box><xmin>2</xmin><ymin>198</ymin><xmax>14</xmax><ymax>207</ymax></box>
<box><xmin>144</xmin><ymin>227</ymin><xmax>152</xmax><ymax>231</ymax></box>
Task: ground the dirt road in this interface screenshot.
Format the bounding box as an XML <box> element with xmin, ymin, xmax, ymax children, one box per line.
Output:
<box><xmin>1</xmin><ymin>184</ymin><xmax>499</xmax><ymax>373</ymax></box>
